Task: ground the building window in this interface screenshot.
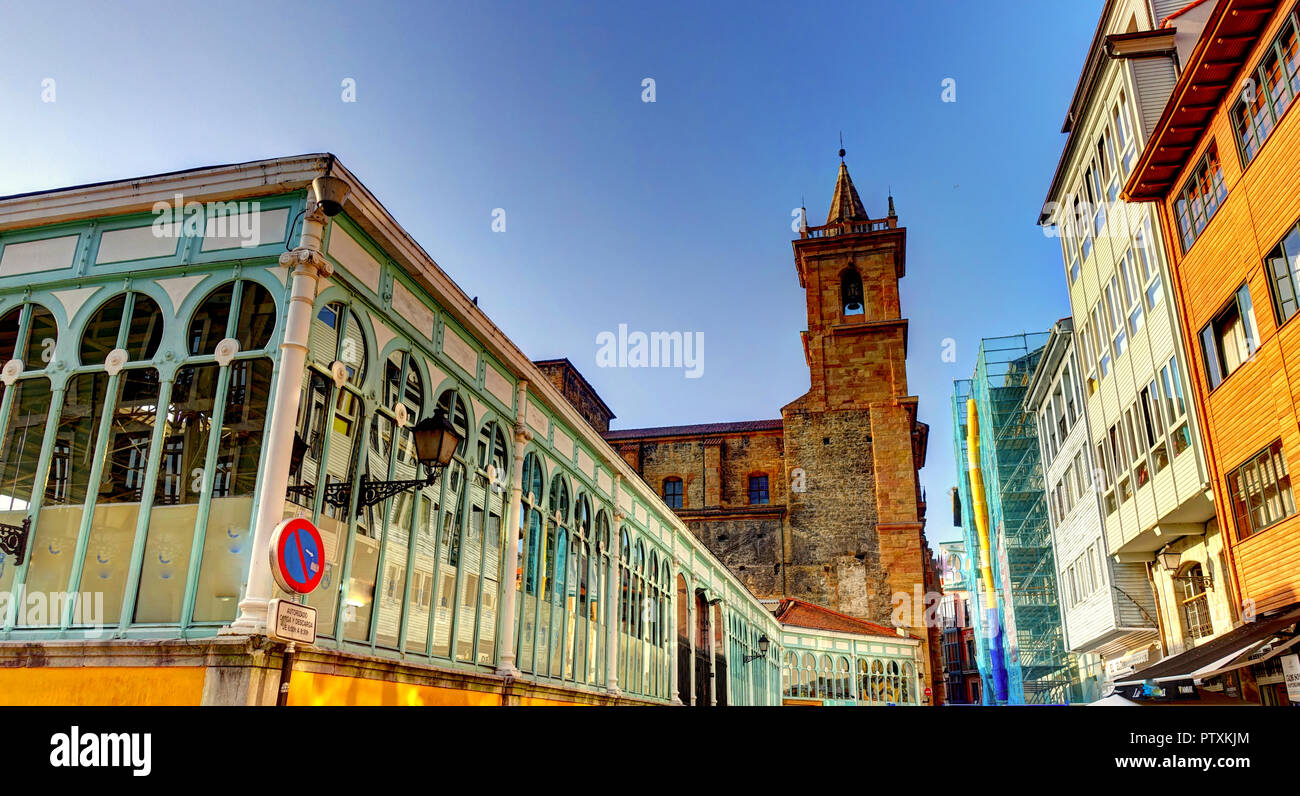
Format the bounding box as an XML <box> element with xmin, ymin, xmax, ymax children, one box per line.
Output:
<box><xmin>748</xmin><ymin>474</ymin><xmax>769</xmax><ymax>505</ymax></box>
<box><xmin>1119</xmin><ymin>249</ymin><xmax>1145</xmax><ymax>336</ymax></box>
<box><xmin>1134</xmin><ymin>217</ymin><xmax>1164</xmax><ymax>310</ymax></box>
<box><xmin>1175</xmin><ymin>145</ymin><xmax>1227</xmax><ymax>252</ymax></box>
<box><xmin>1114</xmin><ymin>92</ymin><xmax>1138</xmax><ymax>176</ymax></box>
<box><xmin>1200</xmin><ymin>284</ymin><xmax>1259</xmax><ymax>390</ymax></box>
<box><xmin>1227</xmin><ymin>439</ymin><xmax>1296</xmax><ymax>539</ymax></box>
<box><xmin>662</xmin><ymin>477</ymin><xmax>683</xmax><ymax>509</ymax></box>
<box><xmin>1177</xmin><ymin>564</ymin><xmax>1214</xmax><ymax>645</ymax></box>
<box><xmin>1265</xmin><ymin>218</ymin><xmax>1300</xmax><ymax>325</ymax></box>
<box><xmin>1231</xmin><ymin>7</ymin><xmax>1300</xmax><ymax>165</ymax></box>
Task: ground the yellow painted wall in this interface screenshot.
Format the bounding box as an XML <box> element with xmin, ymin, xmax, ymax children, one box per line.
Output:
<box><xmin>287</xmin><ymin>670</ymin><xmax>504</xmax><ymax>706</ymax></box>
<box><xmin>515</xmin><ymin>696</ymin><xmax>588</xmax><ymax>706</ymax></box>
<box><xmin>0</xmin><ymin>666</ymin><xmax>204</xmax><ymax>706</ymax></box>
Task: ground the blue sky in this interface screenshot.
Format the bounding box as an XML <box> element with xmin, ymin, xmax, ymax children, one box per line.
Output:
<box><xmin>0</xmin><ymin>0</ymin><xmax>1102</xmax><ymax>545</ymax></box>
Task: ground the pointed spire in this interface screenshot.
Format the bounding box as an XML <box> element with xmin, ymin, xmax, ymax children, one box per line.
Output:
<box><xmin>826</xmin><ymin>160</ymin><xmax>868</xmax><ymax>225</ymax></box>
<box><xmin>888</xmin><ymin>190</ymin><xmax>897</xmax><ymax>218</ymax></box>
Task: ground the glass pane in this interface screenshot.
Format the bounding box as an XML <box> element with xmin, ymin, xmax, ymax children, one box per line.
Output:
<box><xmin>80</xmin><ymin>295</ymin><xmax>126</xmax><ymax>366</ymax></box>
<box><xmin>433</xmin><ymin>461</ymin><xmax>464</xmax><ymax>658</ymax></box>
<box><xmin>76</xmin><ymin>369</ymin><xmax>160</xmax><ymax>626</ymax></box>
<box><xmin>23</xmin><ymin>373</ymin><xmax>111</xmax><ymax>625</ymax></box>
<box><xmin>404</xmin><ymin>494</ymin><xmax>435</xmax><ymax>655</ymax></box>
<box><xmin>0</xmin><ymin>308</ymin><xmax>19</xmax><ymax>363</ymax></box>
<box><xmin>193</xmin><ymin>358</ymin><xmax>271</xmax><ymax>622</ymax></box>
<box><xmin>188</xmin><ymin>284</ymin><xmax>235</xmax><ymax>356</ymax></box>
<box><xmin>126</xmin><ymin>294</ymin><xmax>163</xmax><ymax>361</ymax></box>
<box><xmin>25</xmin><ymin>305</ymin><xmax>58</xmax><ymax>368</ymax></box>
<box><xmin>0</xmin><ymin>379</ymin><xmax>53</xmax><ymax>597</ymax></box>
<box><xmin>134</xmin><ymin>364</ymin><xmax>216</xmax><ymax>623</ymax></box>
<box><xmin>236</xmin><ymin>281</ymin><xmax>276</xmax><ymax>351</ymax></box>
<box><xmin>344</xmin><ymin>413</ymin><xmax>390</xmax><ymax>643</ymax></box>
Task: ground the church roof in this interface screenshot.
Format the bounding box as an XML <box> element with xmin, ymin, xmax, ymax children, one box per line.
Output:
<box><xmin>825</xmin><ymin>161</ymin><xmax>868</xmax><ymax>224</ymax></box>
<box><xmin>775</xmin><ymin>598</ymin><xmax>913</xmax><ymax>639</ymax></box>
<box><xmin>603</xmin><ymin>418</ymin><xmax>783</xmax><ymax>441</ymax></box>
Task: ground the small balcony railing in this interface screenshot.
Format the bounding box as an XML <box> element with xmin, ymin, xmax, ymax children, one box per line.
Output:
<box><xmin>799</xmin><ymin>217</ymin><xmax>897</xmax><ymax>239</ymax></box>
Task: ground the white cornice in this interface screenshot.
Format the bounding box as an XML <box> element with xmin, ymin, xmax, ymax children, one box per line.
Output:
<box><xmin>0</xmin><ymin>154</ymin><xmax>327</xmax><ymax>233</ymax></box>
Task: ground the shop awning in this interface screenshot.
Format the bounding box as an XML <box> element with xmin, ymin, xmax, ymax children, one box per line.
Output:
<box><xmin>1114</xmin><ymin>606</ymin><xmax>1300</xmax><ymax>690</ymax></box>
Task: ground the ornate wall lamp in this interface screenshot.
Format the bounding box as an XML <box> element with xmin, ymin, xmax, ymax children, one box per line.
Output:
<box><xmin>287</xmin><ymin>407</ymin><xmax>462</xmax><ymax>515</ymax></box>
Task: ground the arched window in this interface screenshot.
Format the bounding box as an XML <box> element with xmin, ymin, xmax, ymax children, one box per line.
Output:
<box><xmin>871</xmin><ymin>659</ymin><xmax>885</xmax><ymax>702</ymax></box>
<box><xmin>427</xmin><ymin>388</ymin><xmax>471</xmax><ymax>660</ymax></box>
<box><xmin>662</xmin><ymin>476</ymin><xmax>683</xmax><ymax>509</ymax></box>
<box><xmin>355</xmin><ymin>350</ymin><xmax>429</xmax><ymax>652</ymax></box>
<box><xmin>0</xmin><ymin>302</ymin><xmax>57</xmax><ymax>370</ymax></box>
<box><xmin>902</xmin><ymin>661</ymin><xmax>915</xmax><ymax>704</ymax></box>
<box><xmin>79</xmin><ymin>292</ymin><xmax>163</xmax><ymax>365</ymax></box>
<box><xmin>564</xmin><ymin>492</ymin><xmax>592</xmax><ymax>683</ymax></box>
<box><xmin>518</xmin><ymin>452</ymin><xmax>546</xmax><ymax>671</ymax></box>
<box><xmin>886</xmin><ymin>660</ymin><xmax>901</xmax><ymax>703</ymax></box>
<box><xmin>311</xmin><ymin>301</ymin><xmax>368</xmax><ymax>387</ymax></box>
<box><xmin>188</xmin><ymin>281</ymin><xmax>275</xmax><ymax>355</ymax></box>
<box><xmin>595</xmin><ymin>509</ymin><xmax>612</xmax><ymax>686</ymax></box>
<box><xmin>143</xmin><ymin>280</ymin><xmax>274</xmax><ymax>627</ymax></box>
<box><xmin>857</xmin><ymin>658</ymin><xmax>870</xmax><ymax>701</ymax></box>
<box><xmin>841</xmin><ymin>267</ymin><xmax>865</xmax><ymax>316</ymax></box>
<box><xmin>531</xmin><ymin>472</ymin><xmax>570</xmax><ymax>677</ymax></box>
<box><xmin>1178</xmin><ymin>563</ymin><xmax>1213</xmax><ymax>644</ymax></box>
<box><xmin>837</xmin><ymin>656</ymin><xmax>851</xmax><ymax>700</ymax></box>
<box><xmin>800</xmin><ymin>652</ymin><xmax>815</xmax><ymax>698</ymax></box>
<box><xmin>818</xmin><ymin>654</ymin><xmax>833</xmax><ymax>699</ymax></box>
<box><xmin>619</xmin><ymin>528</ymin><xmax>632</xmax><ymax>690</ymax></box>
<box><xmin>464</xmin><ymin>419</ymin><xmax>509</xmax><ymax>664</ymax></box>
<box><xmin>0</xmin><ymin>302</ymin><xmax>58</xmax><ymax>598</ymax></box>
<box><xmin>28</xmin><ymin>292</ymin><xmax>163</xmax><ymax>628</ymax></box>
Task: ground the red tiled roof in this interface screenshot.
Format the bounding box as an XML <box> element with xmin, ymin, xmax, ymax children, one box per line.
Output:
<box><xmin>603</xmin><ymin>418</ymin><xmax>783</xmax><ymax>441</ymax></box>
<box><xmin>775</xmin><ymin>598</ymin><xmax>912</xmax><ymax>639</ymax></box>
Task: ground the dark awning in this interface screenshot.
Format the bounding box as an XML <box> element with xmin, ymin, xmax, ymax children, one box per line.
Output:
<box><xmin>1115</xmin><ymin>605</ymin><xmax>1300</xmax><ymax>688</ymax></box>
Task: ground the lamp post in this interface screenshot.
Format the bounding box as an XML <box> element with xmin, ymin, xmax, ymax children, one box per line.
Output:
<box><xmin>227</xmin><ymin>163</ymin><xmax>348</xmax><ymax>637</ymax></box>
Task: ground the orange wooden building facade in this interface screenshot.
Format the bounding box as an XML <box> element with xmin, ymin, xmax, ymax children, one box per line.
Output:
<box><xmin>1126</xmin><ymin>0</ymin><xmax>1300</xmax><ymax>617</ymax></box>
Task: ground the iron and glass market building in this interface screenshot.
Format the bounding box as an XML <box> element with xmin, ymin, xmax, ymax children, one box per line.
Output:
<box><xmin>0</xmin><ymin>154</ymin><xmax>928</xmax><ymax>705</ymax></box>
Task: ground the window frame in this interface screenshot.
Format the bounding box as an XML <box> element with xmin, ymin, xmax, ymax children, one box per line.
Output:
<box><xmin>1199</xmin><ymin>283</ymin><xmax>1259</xmax><ymax>391</ymax></box>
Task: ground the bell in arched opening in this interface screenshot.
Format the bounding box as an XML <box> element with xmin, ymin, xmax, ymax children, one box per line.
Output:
<box><xmin>841</xmin><ymin>268</ymin><xmax>865</xmax><ymax>316</ymax></box>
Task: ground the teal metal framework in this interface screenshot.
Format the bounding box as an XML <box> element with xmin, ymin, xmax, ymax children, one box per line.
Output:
<box><xmin>951</xmin><ymin>333</ymin><xmax>1081</xmax><ymax>705</ymax></box>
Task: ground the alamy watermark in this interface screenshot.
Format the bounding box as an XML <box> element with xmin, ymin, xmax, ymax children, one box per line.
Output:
<box><xmin>595</xmin><ymin>324</ymin><xmax>704</xmax><ymax>378</ymax></box>
<box><xmin>0</xmin><ymin>587</ymin><xmax>106</xmax><ymax>634</ymax></box>
<box><xmin>151</xmin><ymin>193</ymin><xmax>261</xmax><ymax>247</ymax></box>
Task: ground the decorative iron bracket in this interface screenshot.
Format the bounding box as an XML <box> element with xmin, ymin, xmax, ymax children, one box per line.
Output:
<box><xmin>1172</xmin><ymin>571</ymin><xmax>1214</xmax><ymax>591</ymax></box>
<box><xmin>0</xmin><ymin>516</ymin><xmax>31</xmax><ymax>566</ymax></box>
<box><xmin>323</xmin><ymin>465</ymin><xmax>445</xmax><ymax>517</ymax></box>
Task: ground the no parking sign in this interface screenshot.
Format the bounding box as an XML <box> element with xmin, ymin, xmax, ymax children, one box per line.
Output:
<box><xmin>269</xmin><ymin>517</ymin><xmax>326</xmax><ymax>595</ymax></box>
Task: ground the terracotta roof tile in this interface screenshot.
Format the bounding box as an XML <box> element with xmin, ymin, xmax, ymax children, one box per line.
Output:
<box><xmin>776</xmin><ymin>598</ymin><xmax>912</xmax><ymax>639</ymax></box>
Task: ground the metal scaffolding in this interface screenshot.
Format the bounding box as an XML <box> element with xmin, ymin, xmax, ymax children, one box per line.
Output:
<box><xmin>951</xmin><ymin>333</ymin><xmax>1080</xmax><ymax>705</ymax></box>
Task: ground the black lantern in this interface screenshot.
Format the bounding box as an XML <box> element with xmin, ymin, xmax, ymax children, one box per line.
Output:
<box><xmin>411</xmin><ymin>407</ymin><xmax>462</xmax><ymax>481</ymax></box>
<box><xmin>744</xmin><ymin>633</ymin><xmax>771</xmax><ymax>663</ymax></box>
<box><xmin>318</xmin><ymin>407</ymin><xmax>464</xmax><ymax>515</ymax></box>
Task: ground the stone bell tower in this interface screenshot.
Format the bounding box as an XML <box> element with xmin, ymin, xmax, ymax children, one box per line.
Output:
<box><xmin>781</xmin><ymin>153</ymin><xmax>931</xmax><ymax>643</ymax></box>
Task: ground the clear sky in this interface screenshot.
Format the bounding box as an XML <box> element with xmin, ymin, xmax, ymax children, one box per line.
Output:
<box><xmin>0</xmin><ymin>0</ymin><xmax>1103</xmax><ymax>545</ymax></box>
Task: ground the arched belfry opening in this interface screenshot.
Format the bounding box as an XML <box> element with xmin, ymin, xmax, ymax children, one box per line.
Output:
<box><xmin>841</xmin><ymin>267</ymin><xmax>864</xmax><ymax>316</ymax></box>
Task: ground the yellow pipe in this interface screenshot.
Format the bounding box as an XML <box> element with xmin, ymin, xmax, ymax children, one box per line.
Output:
<box><xmin>965</xmin><ymin>398</ymin><xmax>997</xmax><ymax>598</ymax></box>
